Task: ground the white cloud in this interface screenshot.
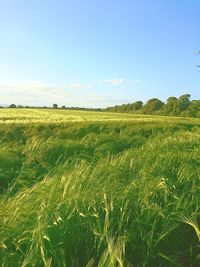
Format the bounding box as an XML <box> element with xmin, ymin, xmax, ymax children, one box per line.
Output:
<box><xmin>99</xmin><ymin>78</ymin><xmax>141</xmax><ymax>86</ymax></box>
<box><xmin>0</xmin><ymin>80</ymin><xmax>121</xmax><ymax>107</ymax></box>
<box><xmin>99</xmin><ymin>78</ymin><xmax>126</xmax><ymax>85</ymax></box>
<box><xmin>0</xmin><ymin>81</ymin><xmax>69</xmax><ymax>105</ymax></box>
<box><xmin>0</xmin><ymin>81</ymin><xmax>63</xmax><ymax>95</ymax></box>
<box><xmin>0</xmin><ymin>78</ymin><xmax>142</xmax><ymax>107</ymax></box>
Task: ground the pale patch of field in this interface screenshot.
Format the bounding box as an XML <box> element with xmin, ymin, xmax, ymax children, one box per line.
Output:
<box><xmin>0</xmin><ymin>108</ymin><xmax>200</xmax><ymax>124</ymax></box>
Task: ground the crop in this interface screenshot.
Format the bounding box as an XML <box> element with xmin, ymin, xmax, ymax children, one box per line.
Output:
<box><xmin>0</xmin><ymin>109</ymin><xmax>199</xmax><ymax>266</ymax></box>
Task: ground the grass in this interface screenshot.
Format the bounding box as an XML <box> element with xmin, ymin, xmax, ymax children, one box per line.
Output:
<box><xmin>0</xmin><ymin>109</ymin><xmax>200</xmax><ymax>266</ymax></box>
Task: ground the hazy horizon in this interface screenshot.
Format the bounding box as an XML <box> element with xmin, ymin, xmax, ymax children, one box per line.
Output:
<box><xmin>0</xmin><ymin>0</ymin><xmax>199</xmax><ymax>107</ymax></box>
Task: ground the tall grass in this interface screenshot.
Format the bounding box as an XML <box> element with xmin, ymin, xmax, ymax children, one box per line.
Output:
<box><xmin>0</xmin><ymin>110</ymin><xmax>200</xmax><ymax>266</ymax></box>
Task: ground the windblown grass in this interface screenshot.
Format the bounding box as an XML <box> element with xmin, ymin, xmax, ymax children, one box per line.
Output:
<box><xmin>0</xmin><ymin>109</ymin><xmax>199</xmax><ymax>266</ymax></box>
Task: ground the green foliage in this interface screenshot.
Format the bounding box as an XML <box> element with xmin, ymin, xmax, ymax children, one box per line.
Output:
<box><xmin>177</xmin><ymin>94</ymin><xmax>191</xmax><ymax>114</ymax></box>
<box><xmin>0</xmin><ymin>109</ymin><xmax>200</xmax><ymax>266</ymax></box>
<box><xmin>106</xmin><ymin>94</ymin><xmax>200</xmax><ymax>118</ymax></box>
<box><xmin>9</xmin><ymin>104</ymin><xmax>17</xmax><ymax>108</ymax></box>
<box><xmin>142</xmin><ymin>98</ymin><xmax>164</xmax><ymax>114</ymax></box>
<box><xmin>53</xmin><ymin>103</ymin><xmax>58</xmax><ymax>109</ymax></box>
<box><xmin>163</xmin><ymin>97</ymin><xmax>178</xmax><ymax>115</ymax></box>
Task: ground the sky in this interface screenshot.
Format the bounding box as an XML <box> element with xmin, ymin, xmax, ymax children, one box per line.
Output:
<box><xmin>0</xmin><ymin>0</ymin><xmax>199</xmax><ymax>107</ymax></box>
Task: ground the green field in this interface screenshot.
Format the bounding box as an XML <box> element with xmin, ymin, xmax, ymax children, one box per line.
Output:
<box><xmin>0</xmin><ymin>109</ymin><xmax>200</xmax><ymax>267</ymax></box>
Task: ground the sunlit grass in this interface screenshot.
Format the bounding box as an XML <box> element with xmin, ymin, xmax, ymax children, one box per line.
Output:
<box><xmin>0</xmin><ymin>108</ymin><xmax>199</xmax><ymax>124</ymax></box>
<box><xmin>0</xmin><ymin>109</ymin><xmax>199</xmax><ymax>266</ymax></box>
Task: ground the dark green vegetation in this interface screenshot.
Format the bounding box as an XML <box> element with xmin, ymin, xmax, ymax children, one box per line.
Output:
<box><xmin>106</xmin><ymin>94</ymin><xmax>200</xmax><ymax>118</ymax></box>
<box><xmin>0</xmin><ymin>110</ymin><xmax>200</xmax><ymax>266</ymax></box>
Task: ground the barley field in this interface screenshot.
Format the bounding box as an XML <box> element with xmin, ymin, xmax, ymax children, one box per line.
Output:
<box><xmin>0</xmin><ymin>109</ymin><xmax>199</xmax><ymax>267</ymax></box>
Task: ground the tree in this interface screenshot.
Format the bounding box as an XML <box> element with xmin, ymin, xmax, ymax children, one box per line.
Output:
<box><xmin>142</xmin><ymin>98</ymin><xmax>164</xmax><ymax>114</ymax></box>
<box><xmin>177</xmin><ymin>94</ymin><xmax>191</xmax><ymax>114</ymax></box>
<box><xmin>187</xmin><ymin>100</ymin><xmax>200</xmax><ymax>117</ymax></box>
<box><xmin>131</xmin><ymin>101</ymin><xmax>143</xmax><ymax>111</ymax></box>
<box><xmin>53</xmin><ymin>103</ymin><xmax>58</xmax><ymax>109</ymax></box>
<box><xmin>9</xmin><ymin>104</ymin><xmax>16</xmax><ymax>108</ymax></box>
<box><xmin>163</xmin><ymin>96</ymin><xmax>178</xmax><ymax>115</ymax></box>
<box><xmin>61</xmin><ymin>105</ymin><xmax>66</xmax><ymax>109</ymax></box>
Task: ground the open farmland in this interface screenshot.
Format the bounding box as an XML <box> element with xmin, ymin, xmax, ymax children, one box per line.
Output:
<box><xmin>0</xmin><ymin>109</ymin><xmax>200</xmax><ymax>267</ymax></box>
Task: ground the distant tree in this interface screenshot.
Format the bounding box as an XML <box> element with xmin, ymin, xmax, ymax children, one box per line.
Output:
<box><xmin>188</xmin><ymin>100</ymin><xmax>200</xmax><ymax>117</ymax></box>
<box><xmin>131</xmin><ymin>101</ymin><xmax>143</xmax><ymax>111</ymax></box>
<box><xmin>119</xmin><ymin>104</ymin><xmax>128</xmax><ymax>112</ymax></box>
<box><xmin>53</xmin><ymin>103</ymin><xmax>58</xmax><ymax>109</ymax></box>
<box><xmin>177</xmin><ymin>94</ymin><xmax>191</xmax><ymax>114</ymax></box>
<box><xmin>61</xmin><ymin>105</ymin><xmax>66</xmax><ymax>109</ymax></box>
<box><xmin>142</xmin><ymin>98</ymin><xmax>164</xmax><ymax>114</ymax></box>
<box><xmin>9</xmin><ymin>104</ymin><xmax>16</xmax><ymax>108</ymax></box>
<box><xmin>17</xmin><ymin>105</ymin><xmax>24</xmax><ymax>108</ymax></box>
<box><xmin>163</xmin><ymin>96</ymin><xmax>178</xmax><ymax>115</ymax></box>
<box><xmin>180</xmin><ymin>110</ymin><xmax>194</xmax><ymax>117</ymax></box>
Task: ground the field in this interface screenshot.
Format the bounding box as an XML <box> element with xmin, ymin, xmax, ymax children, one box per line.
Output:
<box><xmin>0</xmin><ymin>109</ymin><xmax>200</xmax><ymax>267</ymax></box>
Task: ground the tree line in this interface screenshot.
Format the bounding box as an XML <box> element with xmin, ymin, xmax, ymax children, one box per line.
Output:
<box><xmin>0</xmin><ymin>103</ymin><xmax>102</xmax><ymax>112</ymax></box>
<box><xmin>106</xmin><ymin>94</ymin><xmax>200</xmax><ymax>118</ymax></box>
<box><xmin>1</xmin><ymin>94</ymin><xmax>200</xmax><ymax>117</ymax></box>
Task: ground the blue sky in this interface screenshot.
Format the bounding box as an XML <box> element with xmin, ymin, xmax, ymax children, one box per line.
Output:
<box><xmin>0</xmin><ymin>0</ymin><xmax>199</xmax><ymax>107</ymax></box>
